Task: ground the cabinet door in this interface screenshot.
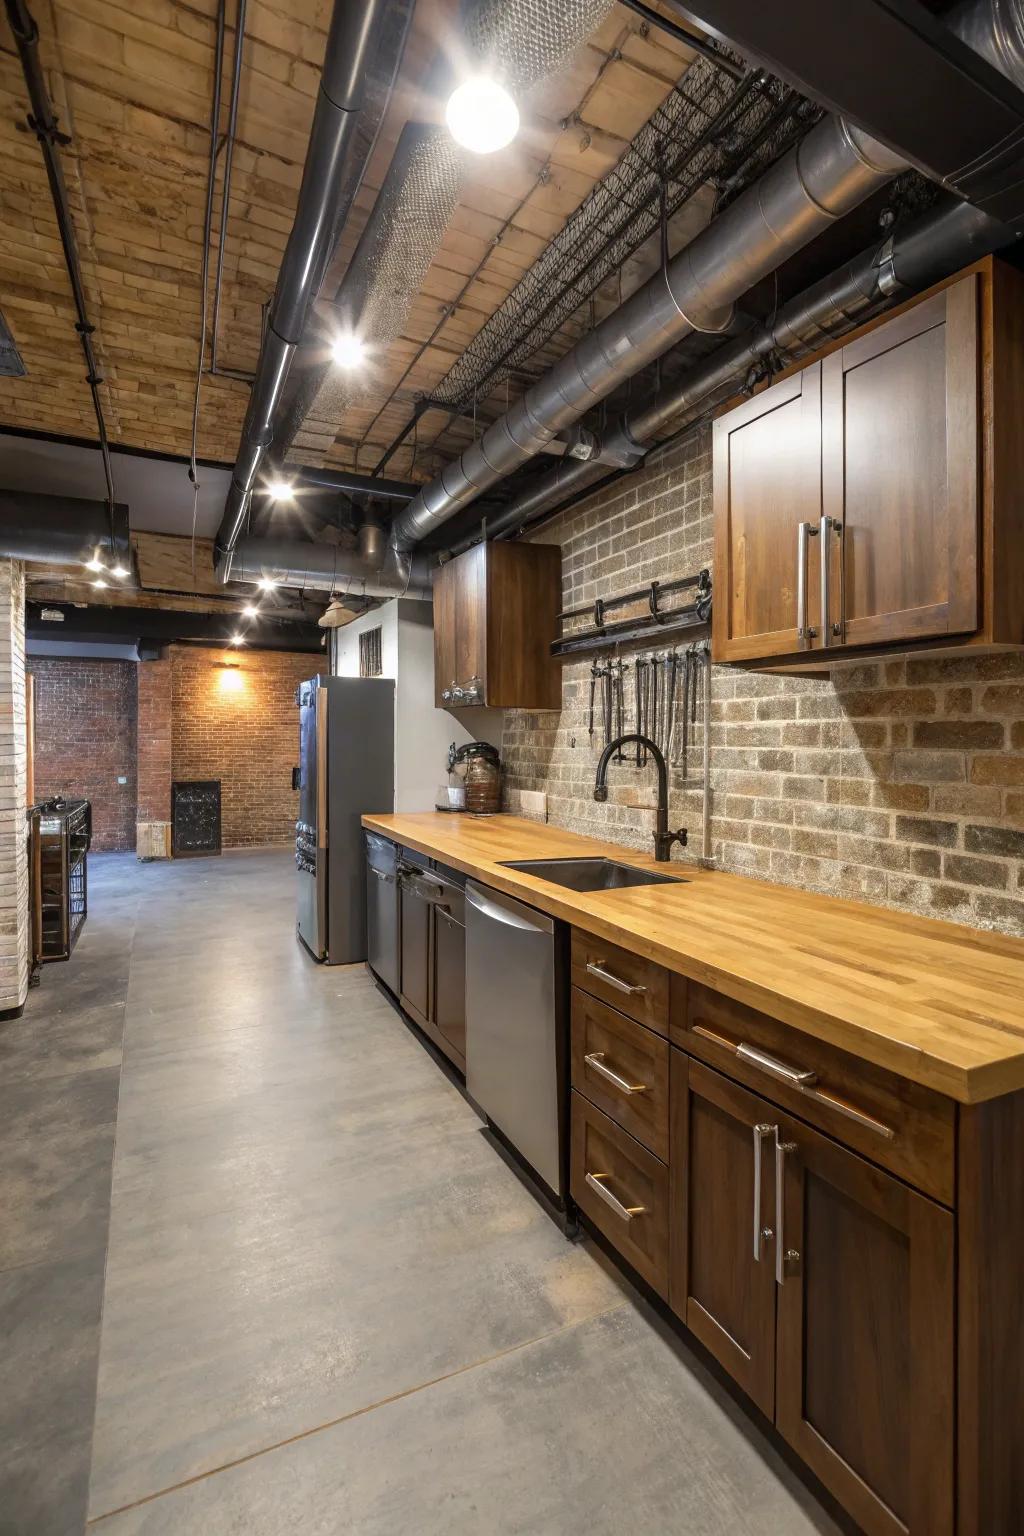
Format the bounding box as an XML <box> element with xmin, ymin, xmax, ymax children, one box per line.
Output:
<box><xmin>432</xmin><ymin>545</ymin><xmax>487</xmax><ymax>705</ymax></box>
<box><xmin>432</xmin><ymin>907</ymin><xmax>466</xmax><ymax>1067</ymax></box>
<box><xmin>775</xmin><ymin>1112</ymin><xmax>954</xmax><ymax>1536</ymax></box>
<box><xmin>712</xmin><ymin>364</ymin><xmax>822</xmax><ymax>662</ymax></box>
<box><xmin>669</xmin><ymin>1056</ymin><xmax>778</xmax><ymax>1416</ymax></box>
<box><xmin>398</xmin><ymin>881</ymin><xmax>430</xmax><ymax>1024</ymax></box>
<box><xmin>822</xmin><ymin>274</ymin><xmax>979</xmax><ymax>650</ymax></box>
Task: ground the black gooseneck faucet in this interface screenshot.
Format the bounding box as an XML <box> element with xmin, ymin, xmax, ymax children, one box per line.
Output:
<box><xmin>593</xmin><ymin>734</ymin><xmax>687</xmax><ymax>862</ymax></box>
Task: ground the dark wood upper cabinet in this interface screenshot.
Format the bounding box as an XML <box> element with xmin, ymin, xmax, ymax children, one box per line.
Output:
<box><xmin>774</xmin><ymin>1109</ymin><xmax>954</xmax><ymax>1536</ymax></box>
<box><xmin>669</xmin><ymin>1055</ymin><xmax>778</xmax><ymax>1416</ymax></box>
<box><xmin>713</xmin><ymin>257</ymin><xmax>1024</xmax><ymax>670</ymax></box>
<box><xmin>712</xmin><ymin>364</ymin><xmax>823</xmax><ymax>662</ymax></box>
<box><xmin>432</xmin><ymin>541</ymin><xmax>561</xmax><ymax>709</ymax></box>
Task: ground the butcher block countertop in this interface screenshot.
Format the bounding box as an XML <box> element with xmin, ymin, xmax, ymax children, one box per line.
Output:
<box><xmin>363</xmin><ymin>812</ymin><xmax>1024</xmax><ymax>1104</ymax></box>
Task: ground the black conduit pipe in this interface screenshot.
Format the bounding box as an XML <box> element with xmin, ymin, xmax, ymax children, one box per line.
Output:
<box><xmin>215</xmin><ymin>0</ymin><xmax>412</xmax><ymax>568</ymax></box>
<box><xmin>4</xmin><ymin>0</ymin><xmax>118</xmax><ymax>544</ymax></box>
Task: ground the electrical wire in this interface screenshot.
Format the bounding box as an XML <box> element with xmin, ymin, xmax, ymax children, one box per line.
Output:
<box><xmin>189</xmin><ymin>0</ymin><xmax>227</xmax><ymax>584</ymax></box>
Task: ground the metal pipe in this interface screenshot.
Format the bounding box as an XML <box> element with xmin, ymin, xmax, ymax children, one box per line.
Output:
<box><xmin>215</xmin><ymin>0</ymin><xmax>411</xmax><ymax>566</ymax></box>
<box><xmin>0</xmin><ymin>492</ymin><xmax>130</xmax><ymax>565</ymax></box>
<box><xmin>386</xmin><ymin>113</ymin><xmax>906</xmax><ymax>559</ymax></box>
<box><xmin>4</xmin><ymin>0</ymin><xmax>118</xmax><ymax>539</ymax></box>
<box><xmin>949</xmin><ymin>0</ymin><xmax>1024</xmax><ymax>80</ymax></box>
<box><xmin>210</xmin><ymin>0</ymin><xmax>247</xmax><ymax>373</ymax></box>
<box><xmin>226</xmin><ymin>535</ymin><xmax>433</xmax><ymax>599</ymax></box>
<box><xmin>486</xmin><ymin>192</ymin><xmax>1015</xmax><ymax>537</ymax></box>
<box><xmin>292</xmin><ymin>465</ymin><xmax>419</xmax><ymax>501</ymax></box>
<box><xmin>190</xmin><ymin>0</ymin><xmax>226</xmax><ymax>495</ymax></box>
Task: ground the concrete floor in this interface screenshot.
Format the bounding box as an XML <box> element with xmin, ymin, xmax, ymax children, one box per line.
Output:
<box><xmin>0</xmin><ymin>849</ymin><xmax>841</xmax><ymax>1535</ymax></box>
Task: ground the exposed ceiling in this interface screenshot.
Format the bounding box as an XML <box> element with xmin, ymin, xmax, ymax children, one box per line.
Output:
<box><xmin>0</xmin><ymin>0</ymin><xmax>734</xmax><ymax>493</ymax></box>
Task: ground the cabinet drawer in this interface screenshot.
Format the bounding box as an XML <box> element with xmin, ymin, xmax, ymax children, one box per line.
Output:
<box><xmin>673</xmin><ymin>982</ymin><xmax>955</xmax><ymax>1206</ymax></box>
<box><xmin>571</xmin><ymin>988</ymin><xmax>669</xmax><ymax>1161</ymax></box>
<box><xmin>571</xmin><ymin>1092</ymin><xmax>669</xmax><ymax>1297</ymax></box>
<box><xmin>571</xmin><ymin>929</ymin><xmax>669</xmax><ymax>1035</ymax></box>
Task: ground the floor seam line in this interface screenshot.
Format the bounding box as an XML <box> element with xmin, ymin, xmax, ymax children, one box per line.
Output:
<box><xmin>85</xmin><ymin>1299</ymin><xmax>629</xmax><ymax>1525</ymax></box>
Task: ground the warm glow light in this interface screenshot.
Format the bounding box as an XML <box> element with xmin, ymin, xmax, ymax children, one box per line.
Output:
<box><xmin>92</xmin><ymin>578</ymin><xmax>108</xmax><ymax>589</ymax></box>
<box><xmin>217</xmin><ymin>661</ymin><xmax>245</xmax><ymax>694</ymax></box>
<box><xmin>229</xmin><ymin>633</ymin><xmax>245</xmax><ymax>646</ymax></box>
<box><xmin>445</xmin><ymin>76</ymin><xmax>519</xmax><ymax>154</ymax></box>
<box><xmin>84</xmin><ymin>557</ymin><xmax>104</xmax><ymax>573</ymax></box>
<box><xmin>110</xmin><ymin>563</ymin><xmax>129</xmax><ymax>579</ymax></box>
<box><xmin>242</xmin><ymin>604</ymin><xmax>259</xmax><ymax>619</ymax></box>
<box><xmin>266</xmin><ymin>479</ymin><xmax>294</xmax><ymax>502</ymax></box>
<box><xmin>257</xmin><ymin>576</ymin><xmax>277</xmax><ymax>592</ymax></box>
<box><xmin>330</xmin><ymin>332</ymin><xmax>367</xmax><ymax>369</ymax></box>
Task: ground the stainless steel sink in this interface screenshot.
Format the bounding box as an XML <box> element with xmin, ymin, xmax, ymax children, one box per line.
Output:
<box><xmin>499</xmin><ymin>857</ymin><xmax>685</xmax><ymax>892</ymax></box>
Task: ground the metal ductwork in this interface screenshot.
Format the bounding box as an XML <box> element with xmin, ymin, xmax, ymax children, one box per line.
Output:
<box><xmin>384</xmin><ymin>112</ymin><xmax>907</xmax><ymax>559</ymax></box>
<box><xmin>226</xmin><ymin>535</ymin><xmax>433</xmax><ymax>600</ymax></box>
<box><xmin>666</xmin><ymin>0</ymin><xmax>1024</xmax><ymax>229</ymax></box>
<box><xmin>214</xmin><ymin>0</ymin><xmax>413</xmax><ymax>566</ymax></box>
<box><xmin>0</xmin><ymin>492</ymin><xmax>130</xmax><ymax>566</ymax></box>
<box><xmin>483</xmin><ymin>192</ymin><xmax>1016</xmax><ymax>539</ymax></box>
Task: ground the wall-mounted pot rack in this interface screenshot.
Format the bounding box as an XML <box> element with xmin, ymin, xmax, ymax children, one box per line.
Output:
<box><xmin>551</xmin><ymin>569</ymin><xmax>712</xmax><ymax>659</ymax></box>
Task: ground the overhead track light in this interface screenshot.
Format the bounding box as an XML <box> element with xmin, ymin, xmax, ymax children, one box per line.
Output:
<box><xmin>257</xmin><ymin>576</ymin><xmax>278</xmax><ymax>592</ymax></box>
<box><xmin>265</xmin><ymin>479</ymin><xmax>295</xmax><ymax>502</ymax></box>
<box><xmin>445</xmin><ymin>76</ymin><xmax>519</xmax><ymax>154</ymax></box>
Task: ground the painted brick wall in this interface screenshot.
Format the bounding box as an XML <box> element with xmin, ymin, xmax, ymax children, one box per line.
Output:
<box><xmin>170</xmin><ymin>646</ymin><xmax>310</xmax><ymax>848</ymax></box>
<box><xmin>1</xmin><ymin>561</ymin><xmax>28</xmax><ymax>1012</ymax></box>
<box><xmin>27</xmin><ymin>657</ymin><xmax>138</xmax><ymax>852</ymax></box>
<box><xmin>502</xmin><ymin>425</ymin><xmax>1024</xmax><ymax>936</ymax></box>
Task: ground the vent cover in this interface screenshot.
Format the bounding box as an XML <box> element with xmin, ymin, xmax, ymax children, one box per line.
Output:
<box><xmin>0</xmin><ymin>310</ymin><xmax>26</xmax><ymax>377</ymax></box>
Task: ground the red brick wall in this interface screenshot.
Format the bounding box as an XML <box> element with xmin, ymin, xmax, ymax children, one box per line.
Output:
<box><xmin>170</xmin><ymin>646</ymin><xmax>311</xmax><ymax>848</ymax></box>
<box><xmin>27</xmin><ymin>657</ymin><xmax>138</xmax><ymax>851</ymax></box>
<box><xmin>137</xmin><ymin>657</ymin><xmax>171</xmax><ymax>823</ymax></box>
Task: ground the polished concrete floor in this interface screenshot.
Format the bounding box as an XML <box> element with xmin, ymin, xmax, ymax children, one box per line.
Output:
<box><xmin>1</xmin><ymin>849</ymin><xmax>840</xmax><ymax>1535</ymax></box>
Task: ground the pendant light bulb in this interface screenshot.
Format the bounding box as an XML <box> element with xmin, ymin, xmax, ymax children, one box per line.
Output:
<box><xmin>445</xmin><ymin>76</ymin><xmax>519</xmax><ymax>154</ymax></box>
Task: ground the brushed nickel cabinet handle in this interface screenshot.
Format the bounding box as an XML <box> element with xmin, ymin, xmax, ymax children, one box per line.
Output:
<box><xmin>586</xmin><ymin>960</ymin><xmax>647</xmax><ymax>996</ymax></box>
<box><xmin>796</xmin><ymin>521</ymin><xmax>819</xmax><ymax>642</ymax></box>
<box><xmin>585</xmin><ymin>1171</ymin><xmax>646</xmax><ymax>1222</ymax></box>
<box><xmin>774</xmin><ymin>1129</ymin><xmax>799</xmax><ymax>1285</ymax></box>
<box><xmin>752</xmin><ymin>1123</ymin><xmax>775</xmax><ymax>1262</ymax></box>
<box><xmin>737</xmin><ymin>1041</ymin><xmax>818</xmax><ymax>1088</ymax></box>
<box><xmin>819</xmin><ymin>515</ymin><xmax>843</xmax><ymax>645</ymax></box>
<box><xmin>584</xmin><ymin>1052</ymin><xmax>648</xmax><ymax>1096</ymax></box>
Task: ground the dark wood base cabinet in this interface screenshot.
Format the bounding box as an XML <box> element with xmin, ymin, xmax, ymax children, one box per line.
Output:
<box><xmin>568</xmin><ymin>927</ymin><xmax>1024</xmax><ymax>1536</ymax></box>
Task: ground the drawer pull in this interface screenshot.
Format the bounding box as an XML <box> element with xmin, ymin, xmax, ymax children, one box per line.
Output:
<box><xmin>736</xmin><ymin>1041</ymin><xmax>818</xmax><ymax>1088</ymax></box>
<box><xmin>586</xmin><ymin>960</ymin><xmax>647</xmax><ymax>996</ymax></box>
<box><xmin>693</xmin><ymin>1024</ymin><xmax>896</xmax><ymax>1142</ymax></box>
<box><xmin>585</xmin><ymin>1171</ymin><xmax>646</xmax><ymax>1221</ymax></box>
<box><xmin>584</xmin><ymin>1052</ymin><xmax>648</xmax><ymax>1096</ymax></box>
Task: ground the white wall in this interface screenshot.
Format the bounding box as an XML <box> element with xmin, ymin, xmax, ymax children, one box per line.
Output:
<box><xmin>333</xmin><ymin>599</ymin><xmax>504</xmax><ymax>812</ymax></box>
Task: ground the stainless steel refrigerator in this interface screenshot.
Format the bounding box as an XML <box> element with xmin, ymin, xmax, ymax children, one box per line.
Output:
<box><xmin>295</xmin><ymin>675</ymin><xmax>394</xmax><ymax>964</ymax></box>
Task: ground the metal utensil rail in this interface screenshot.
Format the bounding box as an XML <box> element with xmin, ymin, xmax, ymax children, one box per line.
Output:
<box><xmin>551</xmin><ymin>570</ymin><xmax>711</xmax><ymax>660</ymax></box>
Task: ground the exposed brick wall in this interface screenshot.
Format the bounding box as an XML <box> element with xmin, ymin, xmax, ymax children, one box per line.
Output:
<box><xmin>170</xmin><ymin>646</ymin><xmax>310</xmax><ymax>849</ymax></box>
<box><xmin>503</xmin><ymin>425</ymin><xmax>1024</xmax><ymax>937</ymax></box>
<box><xmin>1</xmin><ymin>561</ymin><xmax>28</xmax><ymax>1012</ymax></box>
<box><xmin>27</xmin><ymin>657</ymin><xmax>138</xmax><ymax>852</ymax></box>
<box><xmin>137</xmin><ymin>658</ymin><xmax>171</xmax><ymax>823</ymax></box>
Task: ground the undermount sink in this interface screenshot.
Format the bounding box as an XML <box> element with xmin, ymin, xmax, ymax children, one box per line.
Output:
<box><xmin>499</xmin><ymin>857</ymin><xmax>686</xmax><ymax>892</ymax></box>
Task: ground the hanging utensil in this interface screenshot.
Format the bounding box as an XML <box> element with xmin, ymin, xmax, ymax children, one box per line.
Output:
<box><xmin>588</xmin><ymin>662</ymin><xmax>597</xmax><ymax>744</ymax></box>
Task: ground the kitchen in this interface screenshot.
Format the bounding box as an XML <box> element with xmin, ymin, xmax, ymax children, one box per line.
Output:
<box><xmin>2</xmin><ymin>0</ymin><xmax>1024</xmax><ymax>1533</ymax></box>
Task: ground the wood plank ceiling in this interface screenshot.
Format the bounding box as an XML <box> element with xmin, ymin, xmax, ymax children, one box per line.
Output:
<box><xmin>0</xmin><ymin>0</ymin><xmax>699</xmax><ymax>487</ymax></box>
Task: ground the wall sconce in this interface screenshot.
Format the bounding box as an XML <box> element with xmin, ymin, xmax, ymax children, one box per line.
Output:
<box><xmin>216</xmin><ymin>659</ymin><xmax>245</xmax><ymax>695</ymax></box>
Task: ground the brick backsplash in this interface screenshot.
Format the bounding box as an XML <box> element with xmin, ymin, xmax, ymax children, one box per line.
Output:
<box><xmin>502</xmin><ymin>425</ymin><xmax>1024</xmax><ymax>936</ymax></box>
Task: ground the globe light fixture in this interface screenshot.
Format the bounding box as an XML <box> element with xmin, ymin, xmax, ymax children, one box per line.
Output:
<box><xmin>445</xmin><ymin>76</ymin><xmax>519</xmax><ymax>154</ymax></box>
<box><xmin>330</xmin><ymin>332</ymin><xmax>367</xmax><ymax>369</ymax></box>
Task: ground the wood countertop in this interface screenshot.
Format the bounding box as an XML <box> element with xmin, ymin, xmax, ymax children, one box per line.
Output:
<box><xmin>363</xmin><ymin>812</ymin><xmax>1024</xmax><ymax>1104</ymax></box>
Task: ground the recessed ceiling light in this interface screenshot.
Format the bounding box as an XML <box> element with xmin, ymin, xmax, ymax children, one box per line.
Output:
<box><xmin>266</xmin><ymin>479</ymin><xmax>294</xmax><ymax>502</ymax></box>
<box><xmin>229</xmin><ymin>633</ymin><xmax>245</xmax><ymax>646</ymax></box>
<box><xmin>110</xmin><ymin>563</ymin><xmax>129</xmax><ymax>579</ymax></box>
<box><xmin>330</xmin><ymin>332</ymin><xmax>367</xmax><ymax>369</ymax></box>
<box><xmin>92</xmin><ymin>578</ymin><xmax>108</xmax><ymax>589</ymax></box>
<box><xmin>445</xmin><ymin>76</ymin><xmax>519</xmax><ymax>154</ymax></box>
<box><xmin>257</xmin><ymin>576</ymin><xmax>277</xmax><ymax>592</ymax></box>
<box><xmin>242</xmin><ymin>604</ymin><xmax>259</xmax><ymax>619</ymax></box>
<box><xmin>84</xmin><ymin>557</ymin><xmax>104</xmax><ymax>573</ymax></box>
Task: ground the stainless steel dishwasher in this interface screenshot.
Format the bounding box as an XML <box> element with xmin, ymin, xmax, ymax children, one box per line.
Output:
<box><xmin>465</xmin><ymin>881</ymin><xmax>569</xmax><ymax>1208</ymax></box>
